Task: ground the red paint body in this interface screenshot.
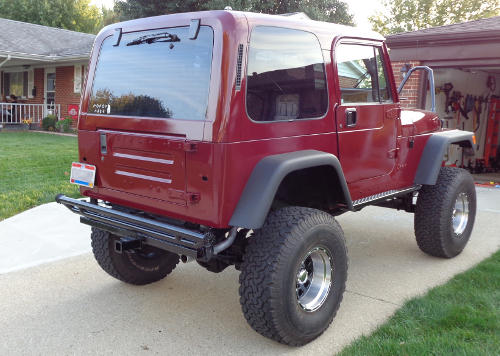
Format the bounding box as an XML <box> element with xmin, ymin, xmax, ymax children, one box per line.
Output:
<box><xmin>77</xmin><ymin>11</ymin><xmax>442</xmax><ymax>228</ymax></box>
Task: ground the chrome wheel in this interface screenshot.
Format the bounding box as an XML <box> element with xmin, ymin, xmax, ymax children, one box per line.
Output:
<box><xmin>452</xmin><ymin>192</ymin><xmax>469</xmax><ymax>235</ymax></box>
<box><xmin>295</xmin><ymin>247</ymin><xmax>332</xmax><ymax>312</ymax></box>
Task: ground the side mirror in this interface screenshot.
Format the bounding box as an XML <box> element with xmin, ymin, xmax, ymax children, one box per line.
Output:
<box><xmin>398</xmin><ymin>66</ymin><xmax>436</xmax><ymax>112</ymax></box>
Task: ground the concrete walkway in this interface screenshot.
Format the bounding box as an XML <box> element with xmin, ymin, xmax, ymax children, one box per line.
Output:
<box><xmin>0</xmin><ymin>188</ymin><xmax>498</xmax><ymax>355</ymax></box>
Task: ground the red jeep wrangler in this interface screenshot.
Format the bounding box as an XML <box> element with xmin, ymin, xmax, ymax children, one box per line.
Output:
<box><xmin>57</xmin><ymin>10</ymin><xmax>476</xmax><ymax>346</ymax></box>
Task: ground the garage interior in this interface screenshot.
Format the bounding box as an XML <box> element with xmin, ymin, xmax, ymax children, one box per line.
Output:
<box><xmin>387</xmin><ymin>16</ymin><xmax>500</xmax><ymax>185</ymax></box>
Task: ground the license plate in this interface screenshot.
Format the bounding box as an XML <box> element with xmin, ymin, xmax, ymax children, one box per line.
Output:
<box><xmin>70</xmin><ymin>162</ymin><xmax>96</xmax><ymax>188</ymax></box>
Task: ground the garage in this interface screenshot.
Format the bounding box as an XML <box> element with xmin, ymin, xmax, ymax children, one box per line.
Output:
<box><xmin>386</xmin><ymin>16</ymin><xmax>500</xmax><ymax>185</ymax></box>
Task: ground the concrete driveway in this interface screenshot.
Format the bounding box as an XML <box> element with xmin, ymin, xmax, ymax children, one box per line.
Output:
<box><xmin>0</xmin><ymin>188</ymin><xmax>499</xmax><ymax>355</ymax></box>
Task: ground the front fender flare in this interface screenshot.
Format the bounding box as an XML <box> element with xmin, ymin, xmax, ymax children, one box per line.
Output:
<box><xmin>414</xmin><ymin>130</ymin><xmax>473</xmax><ymax>185</ymax></box>
<box><xmin>229</xmin><ymin>150</ymin><xmax>352</xmax><ymax>229</ymax></box>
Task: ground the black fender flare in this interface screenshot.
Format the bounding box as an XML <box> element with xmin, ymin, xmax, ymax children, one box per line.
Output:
<box><xmin>414</xmin><ymin>129</ymin><xmax>473</xmax><ymax>185</ymax></box>
<box><xmin>229</xmin><ymin>150</ymin><xmax>353</xmax><ymax>229</ymax></box>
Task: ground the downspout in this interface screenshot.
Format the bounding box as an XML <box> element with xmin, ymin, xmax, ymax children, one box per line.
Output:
<box><xmin>0</xmin><ymin>55</ymin><xmax>11</xmax><ymax>98</ymax></box>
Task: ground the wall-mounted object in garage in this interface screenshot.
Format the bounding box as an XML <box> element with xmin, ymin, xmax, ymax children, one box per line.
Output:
<box><xmin>483</xmin><ymin>98</ymin><xmax>500</xmax><ymax>168</ymax></box>
<box><xmin>487</xmin><ymin>76</ymin><xmax>496</xmax><ymax>92</ymax></box>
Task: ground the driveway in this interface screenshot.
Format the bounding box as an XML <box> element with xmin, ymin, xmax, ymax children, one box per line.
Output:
<box><xmin>0</xmin><ymin>188</ymin><xmax>499</xmax><ymax>355</ymax></box>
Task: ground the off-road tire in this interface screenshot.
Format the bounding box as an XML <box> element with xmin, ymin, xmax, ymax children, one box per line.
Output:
<box><xmin>90</xmin><ymin>227</ymin><xmax>179</xmax><ymax>285</ymax></box>
<box><xmin>239</xmin><ymin>206</ymin><xmax>347</xmax><ymax>346</ymax></box>
<box><xmin>415</xmin><ymin>167</ymin><xmax>476</xmax><ymax>258</ymax></box>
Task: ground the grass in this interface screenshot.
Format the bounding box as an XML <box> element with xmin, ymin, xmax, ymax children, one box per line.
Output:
<box><xmin>339</xmin><ymin>250</ymin><xmax>500</xmax><ymax>356</ymax></box>
<box><xmin>0</xmin><ymin>131</ymin><xmax>80</xmax><ymax>220</ymax></box>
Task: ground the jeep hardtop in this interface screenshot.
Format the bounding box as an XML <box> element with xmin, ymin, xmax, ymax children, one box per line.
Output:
<box><xmin>57</xmin><ymin>10</ymin><xmax>476</xmax><ymax>346</ymax></box>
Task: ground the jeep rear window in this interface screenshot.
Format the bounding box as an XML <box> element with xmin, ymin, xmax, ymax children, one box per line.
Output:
<box><xmin>246</xmin><ymin>26</ymin><xmax>328</xmax><ymax>122</ymax></box>
<box><xmin>89</xmin><ymin>26</ymin><xmax>213</xmax><ymax>120</ymax></box>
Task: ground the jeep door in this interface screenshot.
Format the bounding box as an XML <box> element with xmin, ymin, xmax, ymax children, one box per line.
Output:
<box><xmin>333</xmin><ymin>41</ymin><xmax>399</xmax><ymax>183</ymax></box>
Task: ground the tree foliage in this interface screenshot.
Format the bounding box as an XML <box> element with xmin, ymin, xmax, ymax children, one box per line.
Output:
<box><xmin>0</xmin><ymin>0</ymin><xmax>102</xmax><ymax>33</ymax></box>
<box><xmin>112</xmin><ymin>0</ymin><xmax>354</xmax><ymax>25</ymax></box>
<box><xmin>370</xmin><ymin>0</ymin><xmax>500</xmax><ymax>35</ymax></box>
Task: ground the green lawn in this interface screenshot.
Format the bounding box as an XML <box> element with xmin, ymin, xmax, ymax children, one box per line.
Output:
<box><xmin>339</xmin><ymin>250</ymin><xmax>500</xmax><ymax>355</ymax></box>
<box><xmin>0</xmin><ymin>131</ymin><xmax>80</xmax><ymax>220</ymax></box>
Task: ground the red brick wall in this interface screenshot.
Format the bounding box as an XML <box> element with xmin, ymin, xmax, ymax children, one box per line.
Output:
<box><xmin>391</xmin><ymin>60</ymin><xmax>422</xmax><ymax>109</ymax></box>
<box><xmin>26</xmin><ymin>68</ymin><xmax>44</xmax><ymax>105</ymax></box>
<box><xmin>55</xmin><ymin>66</ymin><xmax>81</xmax><ymax>119</ymax></box>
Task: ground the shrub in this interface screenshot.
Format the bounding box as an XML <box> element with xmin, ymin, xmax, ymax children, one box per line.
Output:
<box><xmin>41</xmin><ymin>115</ymin><xmax>57</xmax><ymax>131</ymax></box>
<box><xmin>55</xmin><ymin>118</ymin><xmax>73</xmax><ymax>133</ymax></box>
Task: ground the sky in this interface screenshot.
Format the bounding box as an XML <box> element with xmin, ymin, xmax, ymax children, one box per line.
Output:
<box><xmin>343</xmin><ymin>0</ymin><xmax>384</xmax><ymax>30</ymax></box>
<box><xmin>90</xmin><ymin>0</ymin><xmax>384</xmax><ymax>31</ymax></box>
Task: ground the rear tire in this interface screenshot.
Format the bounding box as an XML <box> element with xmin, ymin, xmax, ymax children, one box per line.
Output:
<box><xmin>239</xmin><ymin>206</ymin><xmax>347</xmax><ymax>346</ymax></box>
<box><xmin>414</xmin><ymin>167</ymin><xmax>476</xmax><ymax>258</ymax></box>
<box><xmin>90</xmin><ymin>228</ymin><xmax>179</xmax><ymax>285</ymax></box>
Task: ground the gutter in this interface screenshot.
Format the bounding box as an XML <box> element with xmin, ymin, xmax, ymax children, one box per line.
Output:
<box><xmin>0</xmin><ymin>54</ymin><xmax>11</xmax><ymax>67</ymax></box>
<box><xmin>387</xmin><ymin>31</ymin><xmax>500</xmax><ymax>48</ymax></box>
<box><xmin>0</xmin><ymin>51</ymin><xmax>89</xmax><ymax>63</ymax></box>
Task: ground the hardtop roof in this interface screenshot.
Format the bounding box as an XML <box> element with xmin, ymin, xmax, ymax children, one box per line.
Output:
<box><xmin>99</xmin><ymin>10</ymin><xmax>384</xmax><ymax>45</ymax></box>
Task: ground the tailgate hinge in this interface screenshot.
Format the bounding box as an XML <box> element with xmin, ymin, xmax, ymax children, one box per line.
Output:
<box><xmin>184</xmin><ymin>142</ymin><xmax>198</xmax><ymax>152</ymax></box>
<box><xmin>187</xmin><ymin>192</ymin><xmax>201</xmax><ymax>204</ymax></box>
<box><xmin>387</xmin><ymin>147</ymin><xmax>400</xmax><ymax>159</ymax></box>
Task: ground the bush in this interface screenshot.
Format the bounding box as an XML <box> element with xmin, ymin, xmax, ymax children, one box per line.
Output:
<box><xmin>41</xmin><ymin>115</ymin><xmax>57</xmax><ymax>131</ymax></box>
<box><xmin>55</xmin><ymin>118</ymin><xmax>73</xmax><ymax>133</ymax></box>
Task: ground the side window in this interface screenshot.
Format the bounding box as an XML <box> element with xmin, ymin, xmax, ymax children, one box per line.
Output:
<box><xmin>246</xmin><ymin>26</ymin><xmax>328</xmax><ymax>122</ymax></box>
<box><xmin>336</xmin><ymin>43</ymin><xmax>392</xmax><ymax>104</ymax></box>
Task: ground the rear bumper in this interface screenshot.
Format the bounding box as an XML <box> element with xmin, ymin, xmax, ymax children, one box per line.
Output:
<box><xmin>55</xmin><ymin>195</ymin><xmax>208</xmax><ymax>258</ymax></box>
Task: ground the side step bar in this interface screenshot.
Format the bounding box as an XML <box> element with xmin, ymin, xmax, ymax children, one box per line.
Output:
<box><xmin>352</xmin><ymin>185</ymin><xmax>421</xmax><ymax>209</ymax></box>
<box><xmin>55</xmin><ymin>195</ymin><xmax>207</xmax><ymax>258</ymax></box>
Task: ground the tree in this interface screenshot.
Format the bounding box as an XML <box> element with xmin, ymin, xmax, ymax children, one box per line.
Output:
<box><xmin>113</xmin><ymin>0</ymin><xmax>355</xmax><ymax>25</ymax></box>
<box><xmin>0</xmin><ymin>0</ymin><xmax>103</xmax><ymax>33</ymax></box>
<box><xmin>370</xmin><ymin>0</ymin><xmax>500</xmax><ymax>35</ymax></box>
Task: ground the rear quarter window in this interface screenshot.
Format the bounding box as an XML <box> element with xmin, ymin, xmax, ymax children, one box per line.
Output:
<box><xmin>246</xmin><ymin>26</ymin><xmax>328</xmax><ymax>122</ymax></box>
<box><xmin>89</xmin><ymin>26</ymin><xmax>213</xmax><ymax>120</ymax></box>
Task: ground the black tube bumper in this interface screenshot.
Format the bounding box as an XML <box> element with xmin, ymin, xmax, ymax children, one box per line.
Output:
<box><xmin>55</xmin><ymin>195</ymin><xmax>207</xmax><ymax>258</ymax></box>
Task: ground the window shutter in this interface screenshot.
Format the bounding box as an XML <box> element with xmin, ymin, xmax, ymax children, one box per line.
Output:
<box><xmin>3</xmin><ymin>72</ymin><xmax>9</xmax><ymax>96</ymax></box>
<box><xmin>74</xmin><ymin>65</ymin><xmax>82</xmax><ymax>93</ymax></box>
<box><xmin>28</xmin><ymin>70</ymin><xmax>34</xmax><ymax>98</ymax></box>
<box><xmin>23</xmin><ymin>71</ymin><xmax>28</xmax><ymax>97</ymax></box>
<box><xmin>81</xmin><ymin>65</ymin><xmax>87</xmax><ymax>93</ymax></box>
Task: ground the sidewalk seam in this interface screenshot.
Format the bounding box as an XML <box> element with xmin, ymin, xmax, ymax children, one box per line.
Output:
<box><xmin>346</xmin><ymin>289</ymin><xmax>402</xmax><ymax>307</ymax></box>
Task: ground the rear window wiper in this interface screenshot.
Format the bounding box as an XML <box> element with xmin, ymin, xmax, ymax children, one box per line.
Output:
<box><xmin>126</xmin><ymin>32</ymin><xmax>180</xmax><ymax>46</ymax></box>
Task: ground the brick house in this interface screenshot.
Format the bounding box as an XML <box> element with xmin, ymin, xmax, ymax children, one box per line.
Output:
<box><xmin>386</xmin><ymin>17</ymin><xmax>500</xmax><ymax>170</ymax></box>
<box><xmin>0</xmin><ymin>18</ymin><xmax>94</xmax><ymax>125</ymax></box>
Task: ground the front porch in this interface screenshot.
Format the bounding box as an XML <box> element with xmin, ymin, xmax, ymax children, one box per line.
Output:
<box><xmin>0</xmin><ymin>103</ymin><xmax>61</xmax><ymax>126</ymax></box>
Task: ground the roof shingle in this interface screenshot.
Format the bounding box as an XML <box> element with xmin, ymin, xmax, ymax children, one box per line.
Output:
<box><xmin>387</xmin><ymin>16</ymin><xmax>500</xmax><ymax>46</ymax></box>
<box><xmin>0</xmin><ymin>17</ymin><xmax>95</xmax><ymax>59</ymax></box>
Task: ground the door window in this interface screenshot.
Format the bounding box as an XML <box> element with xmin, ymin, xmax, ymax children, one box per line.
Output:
<box><xmin>336</xmin><ymin>43</ymin><xmax>392</xmax><ymax>104</ymax></box>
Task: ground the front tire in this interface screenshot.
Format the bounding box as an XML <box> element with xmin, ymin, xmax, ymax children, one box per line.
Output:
<box><xmin>90</xmin><ymin>228</ymin><xmax>179</xmax><ymax>285</ymax></box>
<box><xmin>239</xmin><ymin>207</ymin><xmax>347</xmax><ymax>346</ymax></box>
<box><xmin>415</xmin><ymin>167</ymin><xmax>476</xmax><ymax>258</ymax></box>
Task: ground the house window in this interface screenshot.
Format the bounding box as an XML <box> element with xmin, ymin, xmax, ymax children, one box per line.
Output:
<box><xmin>3</xmin><ymin>71</ymin><xmax>33</xmax><ymax>98</ymax></box>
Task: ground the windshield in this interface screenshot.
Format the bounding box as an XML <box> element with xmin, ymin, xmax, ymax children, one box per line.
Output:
<box><xmin>89</xmin><ymin>26</ymin><xmax>213</xmax><ymax>120</ymax></box>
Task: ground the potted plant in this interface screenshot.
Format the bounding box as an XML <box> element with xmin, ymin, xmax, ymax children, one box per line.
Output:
<box><xmin>55</xmin><ymin>118</ymin><xmax>73</xmax><ymax>133</ymax></box>
<box><xmin>22</xmin><ymin>118</ymin><xmax>32</xmax><ymax>130</ymax></box>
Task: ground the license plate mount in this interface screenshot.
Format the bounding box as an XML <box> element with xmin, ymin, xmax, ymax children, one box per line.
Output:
<box><xmin>70</xmin><ymin>162</ymin><xmax>96</xmax><ymax>188</ymax></box>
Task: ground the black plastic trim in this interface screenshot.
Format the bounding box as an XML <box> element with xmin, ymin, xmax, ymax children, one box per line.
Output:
<box><xmin>229</xmin><ymin>150</ymin><xmax>353</xmax><ymax>229</ymax></box>
<box><xmin>414</xmin><ymin>130</ymin><xmax>473</xmax><ymax>185</ymax></box>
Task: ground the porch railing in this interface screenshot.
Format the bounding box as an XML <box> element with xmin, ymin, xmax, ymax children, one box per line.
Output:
<box><xmin>0</xmin><ymin>103</ymin><xmax>61</xmax><ymax>124</ymax></box>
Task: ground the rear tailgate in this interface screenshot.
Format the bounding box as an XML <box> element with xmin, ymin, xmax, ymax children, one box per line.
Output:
<box><xmin>99</xmin><ymin>130</ymin><xmax>187</xmax><ymax>205</ymax></box>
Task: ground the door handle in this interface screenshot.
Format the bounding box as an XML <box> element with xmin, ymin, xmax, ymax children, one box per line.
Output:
<box><xmin>346</xmin><ymin>108</ymin><xmax>357</xmax><ymax>127</ymax></box>
<box><xmin>100</xmin><ymin>132</ymin><xmax>107</xmax><ymax>154</ymax></box>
